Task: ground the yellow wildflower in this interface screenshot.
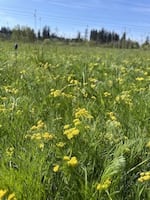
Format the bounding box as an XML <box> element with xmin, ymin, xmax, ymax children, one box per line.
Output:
<box><xmin>104</xmin><ymin>92</ymin><xmax>111</xmax><ymax>97</ymax></box>
<box><xmin>88</xmin><ymin>78</ymin><xmax>98</xmax><ymax>83</ymax></box>
<box><xmin>51</xmin><ymin>89</ymin><xmax>62</xmax><ymax>97</ymax></box>
<box><xmin>64</xmin><ymin>124</ymin><xmax>70</xmax><ymax>129</ymax></box>
<box><xmin>108</xmin><ymin>112</ymin><xmax>117</xmax><ymax>121</ymax></box>
<box><xmin>135</xmin><ymin>77</ymin><xmax>144</xmax><ymax>81</ymax></box>
<box><xmin>75</xmin><ymin>108</ymin><xmax>93</xmax><ymax>119</ymax></box>
<box><xmin>31</xmin><ymin>133</ymin><xmax>42</xmax><ymax>140</ymax></box>
<box><xmin>42</xmin><ymin>132</ymin><xmax>53</xmax><ymax>140</ymax></box>
<box><xmin>30</xmin><ymin>120</ymin><xmax>45</xmax><ymax>131</ymax></box>
<box><xmin>0</xmin><ymin>189</ymin><xmax>7</xmax><ymax>198</ymax></box>
<box><xmin>63</xmin><ymin>127</ymin><xmax>79</xmax><ymax>139</ymax></box>
<box><xmin>70</xmin><ymin>79</ymin><xmax>79</xmax><ymax>85</ymax></box>
<box><xmin>0</xmin><ymin>105</ymin><xmax>6</xmax><ymax>112</ymax></box>
<box><xmin>39</xmin><ymin>143</ymin><xmax>44</xmax><ymax>150</ymax></box>
<box><xmin>115</xmin><ymin>91</ymin><xmax>132</xmax><ymax>106</ymax></box>
<box><xmin>144</xmin><ymin>72</ymin><xmax>148</xmax><ymax>75</ymax></box>
<box><xmin>96</xmin><ymin>179</ymin><xmax>111</xmax><ymax>191</ymax></box>
<box><xmin>138</xmin><ymin>171</ymin><xmax>150</xmax><ymax>182</ymax></box>
<box><xmin>56</xmin><ymin>142</ymin><xmax>65</xmax><ymax>147</ymax></box>
<box><xmin>53</xmin><ymin>165</ymin><xmax>60</xmax><ymax>172</ymax></box>
<box><xmin>106</xmin><ymin>119</ymin><xmax>121</xmax><ymax>128</ymax></box>
<box><xmin>146</xmin><ymin>141</ymin><xmax>150</xmax><ymax>148</ymax></box>
<box><xmin>117</xmin><ymin>77</ymin><xmax>123</xmax><ymax>84</ymax></box>
<box><xmin>20</xmin><ymin>69</ymin><xmax>26</xmax><ymax>75</ymax></box>
<box><xmin>91</xmin><ymin>96</ymin><xmax>96</xmax><ymax>100</ymax></box>
<box><xmin>73</xmin><ymin>118</ymin><xmax>81</xmax><ymax>126</ymax></box>
<box><xmin>30</xmin><ymin>125</ymin><xmax>37</xmax><ymax>131</ymax></box>
<box><xmin>8</xmin><ymin>193</ymin><xmax>16</xmax><ymax>200</ymax></box>
<box><xmin>6</xmin><ymin>147</ymin><xmax>14</xmax><ymax>157</ymax></box>
<box><xmin>91</xmin><ymin>83</ymin><xmax>96</xmax><ymax>88</ymax></box>
<box><xmin>37</xmin><ymin>120</ymin><xmax>45</xmax><ymax>129</ymax></box>
<box><xmin>67</xmin><ymin>156</ymin><xmax>78</xmax><ymax>167</ymax></box>
<box><xmin>63</xmin><ymin>156</ymin><xmax>70</xmax><ymax>161</ymax></box>
<box><xmin>44</xmin><ymin>62</ymin><xmax>49</xmax><ymax>69</ymax></box>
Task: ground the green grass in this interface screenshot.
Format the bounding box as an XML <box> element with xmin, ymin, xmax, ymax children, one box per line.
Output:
<box><xmin>0</xmin><ymin>42</ymin><xmax>150</xmax><ymax>200</ymax></box>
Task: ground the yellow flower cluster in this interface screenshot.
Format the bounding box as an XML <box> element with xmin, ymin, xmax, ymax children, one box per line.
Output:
<box><xmin>56</xmin><ymin>142</ymin><xmax>66</xmax><ymax>147</ymax></box>
<box><xmin>67</xmin><ymin>75</ymin><xmax>80</xmax><ymax>85</ymax></box>
<box><xmin>116</xmin><ymin>77</ymin><xmax>124</xmax><ymax>85</ymax></box>
<box><xmin>25</xmin><ymin>120</ymin><xmax>54</xmax><ymax>150</ymax></box>
<box><xmin>106</xmin><ymin>120</ymin><xmax>121</xmax><ymax>128</ymax></box>
<box><xmin>6</xmin><ymin>147</ymin><xmax>14</xmax><ymax>157</ymax></box>
<box><xmin>63</xmin><ymin>156</ymin><xmax>78</xmax><ymax>167</ymax></box>
<box><xmin>63</xmin><ymin>126</ymin><xmax>79</xmax><ymax>140</ymax></box>
<box><xmin>50</xmin><ymin>89</ymin><xmax>75</xmax><ymax>99</ymax></box>
<box><xmin>96</xmin><ymin>179</ymin><xmax>111</xmax><ymax>191</ymax></box>
<box><xmin>88</xmin><ymin>77</ymin><xmax>98</xmax><ymax>88</ymax></box>
<box><xmin>30</xmin><ymin>120</ymin><xmax>45</xmax><ymax>131</ymax></box>
<box><xmin>69</xmin><ymin>79</ymin><xmax>79</xmax><ymax>85</ymax></box>
<box><xmin>32</xmin><ymin>132</ymin><xmax>53</xmax><ymax>140</ymax></box>
<box><xmin>26</xmin><ymin>132</ymin><xmax>53</xmax><ymax>141</ymax></box>
<box><xmin>138</xmin><ymin>171</ymin><xmax>150</xmax><ymax>182</ymax></box>
<box><xmin>115</xmin><ymin>91</ymin><xmax>132</xmax><ymax>106</ymax></box>
<box><xmin>0</xmin><ymin>105</ymin><xmax>7</xmax><ymax>112</ymax></box>
<box><xmin>0</xmin><ymin>189</ymin><xmax>16</xmax><ymax>200</ymax></box>
<box><xmin>135</xmin><ymin>77</ymin><xmax>144</xmax><ymax>81</ymax></box>
<box><xmin>73</xmin><ymin>118</ymin><xmax>81</xmax><ymax>126</ymax></box>
<box><xmin>67</xmin><ymin>156</ymin><xmax>78</xmax><ymax>167</ymax></box>
<box><xmin>50</xmin><ymin>89</ymin><xmax>62</xmax><ymax>97</ymax></box>
<box><xmin>104</xmin><ymin>92</ymin><xmax>111</xmax><ymax>97</ymax></box>
<box><xmin>3</xmin><ymin>85</ymin><xmax>18</xmax><ymax>94</ymax></box>
<box><xmin>108</xmin><ymin>112</ymin><xmax>117</xmax><ymax>121</ymax></box>
<box><xmin>75</xmin><ymin>108</ymin><xmax>93</xmax><ymax>119</ymax></box>
<box><xmin>53</xmin><ymin>156</ymin><xmax>78</xmax><ymax>173</ymax></box>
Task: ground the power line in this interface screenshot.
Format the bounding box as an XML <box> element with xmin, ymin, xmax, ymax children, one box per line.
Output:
<box><xmin>0</xmin><ymin>6</ymin><xmax>149</xmax><ymax>31</ymax></box>
<box><xmin>0</xmin><ymin>4</ymin><xmax>150</xmax><ymax>39</ymax></box>
<box><xmin>34</xmin><ymin>9</ymin><xmax>37</xmax><ymax>32</ymax></box>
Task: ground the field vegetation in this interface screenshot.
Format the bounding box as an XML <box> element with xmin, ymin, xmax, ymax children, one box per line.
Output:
<box><xmin>0</xmin><ymin>42</ymin><xmax>150</xmax><ymax>199</ymax></box>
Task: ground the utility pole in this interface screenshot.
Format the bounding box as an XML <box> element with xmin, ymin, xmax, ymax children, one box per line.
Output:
<box><xmin>34</xmin><ymin>9</ymin><xmax>37</xmax><ymax>34</ymax></box>
<box><xmin>39</xmin><ymin>17</ymin><xmax>41</xmax><ymax>32</ymax></box>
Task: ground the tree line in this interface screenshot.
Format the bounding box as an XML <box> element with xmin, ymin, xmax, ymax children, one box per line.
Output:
<box><xmin>0</xmin><ymin>25</ymin><xmax>149</xmax><ymax>48</ymax></box>
<box><xmin>90</xmin><ymin>28</ymin><xmax>119</xmax><ymax>43</ymax></box>
<box><xmin>0</xmin><ymin>25</ymin><xmax>64</xmax><ymax>42</ymax></box>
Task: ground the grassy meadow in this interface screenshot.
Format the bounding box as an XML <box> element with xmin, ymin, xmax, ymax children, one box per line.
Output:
<box><xmin>0</xmin><ymin>42</ymin><xmax>150</xmax><ymax>200</ymax></box>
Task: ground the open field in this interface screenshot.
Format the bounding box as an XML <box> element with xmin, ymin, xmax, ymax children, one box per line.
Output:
<box><xmin>0</xmin><ymin>42</ymin><xmax>150</xmax><ymax>200</ymax></box>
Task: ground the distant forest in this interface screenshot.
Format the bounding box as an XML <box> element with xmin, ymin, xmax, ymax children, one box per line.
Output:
<box><xmin>0</xmin><ymin>25</ymin><xmax>149</xmax><ymax>48</ymax></box>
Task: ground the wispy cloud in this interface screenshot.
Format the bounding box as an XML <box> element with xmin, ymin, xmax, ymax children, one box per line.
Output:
<box><xmin>132</xmin><ymin>6</ymin><xmax>150</xmax><ymax>13</ymax></box>
<box><xmin>0</xmin><ymin>10</ymin><xmax>31</xmax><ymax>28</ymax></box>
<box><xmin>0</xmin><ymin>11</ymin><xmax>17</xmax><ymax>26</ymax></box>
<box><xmin>32</xmin><ymin>0</ymin><xmax>43</xmax><ymax>2</ymax></box>
<box><xmin>47</xmin><ymin>0</ymin><xmax>106</xmax><ymax>10</ymax></box>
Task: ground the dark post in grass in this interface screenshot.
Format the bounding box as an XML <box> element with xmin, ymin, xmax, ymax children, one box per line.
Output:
<box><xmin>14</xmin><ymin>43</ymin><xmax>18</xmax><ymax>50</ymax></box>
<box><xmin>14</xmin><ymin>43</ymin><xmax>18</xmax><ymax>61</ymax></box>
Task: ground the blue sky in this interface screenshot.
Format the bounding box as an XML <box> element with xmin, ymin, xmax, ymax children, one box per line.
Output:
<box><xmin>0</xmin><ymin>0</ymin><xmax>150</xmax><ymax>42</ymax></box>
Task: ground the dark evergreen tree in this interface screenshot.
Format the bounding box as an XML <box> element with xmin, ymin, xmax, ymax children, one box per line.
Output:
<box><xmin>0</xmin><ymin>26</ymin><xmax>12</xmax><ymax>39</ymax></box>
<box><xmin>42</xmin><ymin>26</ymin><xmax>50</xmax><ymax>39</ymax></box>
<box><xmin>37</xmin><ymin>30</ymin><xmax>41</xmax><ymax>39</ymax></box>
<box><xmin>90</xmin><ymin>28</ymin><xmax>119</xmax><ymax>44</ymax></box>
<box><xmin>11</xmin><ymin>25</ymin><xmax>36</xmax><ymax>42</ymax></box>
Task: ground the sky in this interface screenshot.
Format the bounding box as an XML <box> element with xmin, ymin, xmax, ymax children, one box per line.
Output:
<box><xmin>0</xmin><ymin>0</ymin><xmax>150</xmax><ymax>42</ymax></box>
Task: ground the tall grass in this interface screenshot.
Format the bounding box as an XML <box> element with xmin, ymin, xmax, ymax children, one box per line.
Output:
<box><xmin>0</xmin><ymin>42</ymin><xmax>150</xmax><ymax>199</ymax></box>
